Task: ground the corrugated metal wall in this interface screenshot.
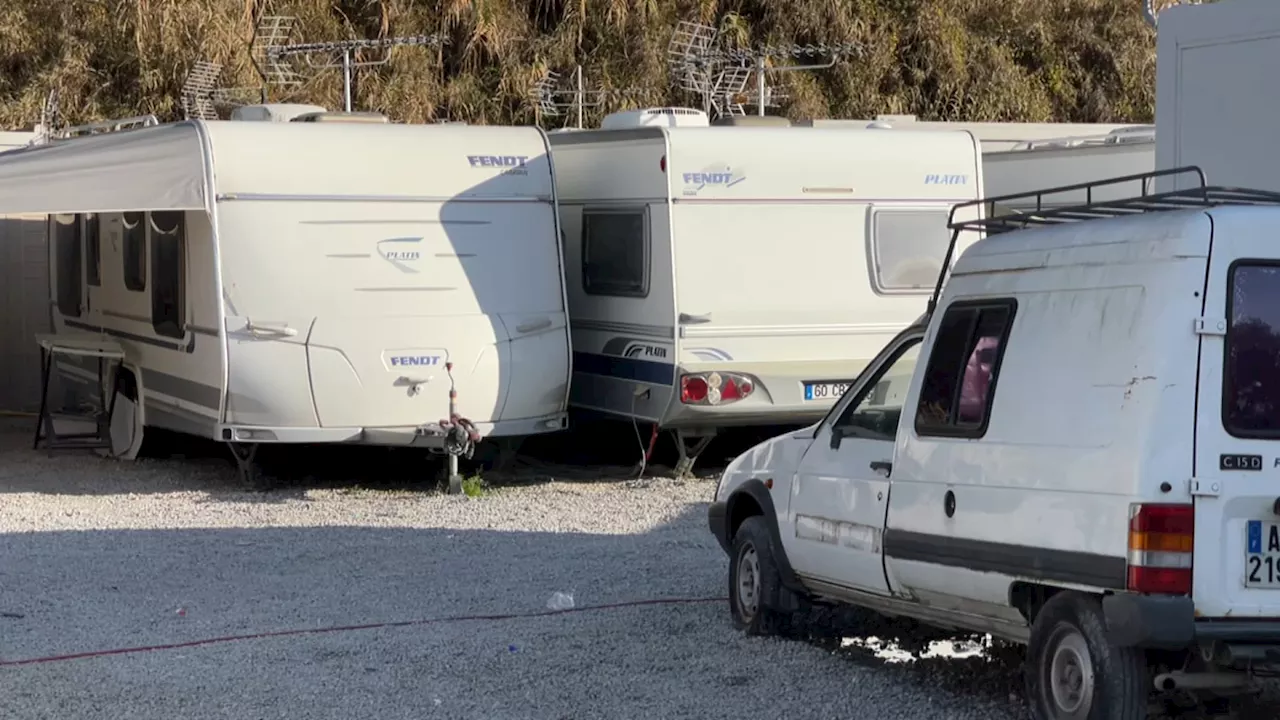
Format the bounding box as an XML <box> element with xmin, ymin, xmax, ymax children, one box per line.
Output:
<box><xmin>0</xmin><ymin>215</ymin><xmax>50</xmax><ymax>412</ymax></box>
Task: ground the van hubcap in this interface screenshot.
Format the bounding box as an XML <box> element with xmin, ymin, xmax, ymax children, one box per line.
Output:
<box><xmin>736</xmin><ymin>545</ymin><xmax>760</xmax><ymax>617</ymax></box>
<box><xmin>1047</xmin><ymin>627</ymin><xmax>1094</xmax><ymax>718</ymax></box>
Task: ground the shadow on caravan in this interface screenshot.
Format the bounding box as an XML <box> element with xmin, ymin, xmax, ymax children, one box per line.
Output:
<box><xmin>0</xmin><ymin>105</ymin><xmax>572</xmax><ymax>489</ymax></box>
<box><xmin>548</xmin><ymin>107</ymin><xmax>985</xmax><ymax>475</ymax></box>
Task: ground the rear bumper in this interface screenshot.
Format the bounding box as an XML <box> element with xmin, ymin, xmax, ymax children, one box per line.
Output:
<box><xmin>217</xmin><ymin>412</ymin><xmax>568</xmax><ymax>447</ymax></box>
<box><xmin>1103</xmin><ymin>593</ymin><xmax>1280</xmax><ymax>648</ymax></box>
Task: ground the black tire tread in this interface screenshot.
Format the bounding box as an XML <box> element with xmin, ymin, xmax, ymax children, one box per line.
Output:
<box><xmin>729</xmin><ymin>516</ymin><xmax>789</xmax><ymax>636</ymax></box>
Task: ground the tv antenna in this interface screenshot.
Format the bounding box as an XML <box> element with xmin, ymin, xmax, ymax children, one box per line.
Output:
<box><xmin>249</xmin><ymin>14</ymin><xmax>446</xmax><ymax>112</ymax></box>
<box><xmin>179</xmin><ymin>60</ymin><xmax>260</xmax><ymax>120</ymax></box>
<box><xmin>530</xmin><ymin>66</ymin><xmax>648</xmax><ymax>129</ymax></box>
<box><xmin>1142</xmin><ymin>0</ymin><xmax>1208</xmax><ymax>28</ymax></box>
<box><xmin>33</xmin><ymin>88</ymin><xmax>60</xmax><ymax>144</ymax></box>
<box><xmin>667</xmin><ymin>19</ymin><xmax>859</xmax><ymax>118</ymax></box>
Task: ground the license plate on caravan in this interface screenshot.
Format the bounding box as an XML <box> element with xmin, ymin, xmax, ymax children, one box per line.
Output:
<box><xmin>804</xmin><ymin>382</ymin><xmax>851</xmax><ymax>401</ymax></box>
<box><xmin>1246</xmin><ymin>520</ymin><xmax>1280</xmax><ymax>587</ymax></box>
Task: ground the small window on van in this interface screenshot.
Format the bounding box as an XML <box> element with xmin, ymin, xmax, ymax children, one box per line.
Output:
<box><xmin>870</xmin><ymin>209</ymin><xmax>952</xmax><ymax>293</ymax></box>
<box><xmin>122</xmin><ymin>212</ymin><xmax>146</xmax><ymax>292</ymax></box>
<box><xmin>149</xmin><ymin>211</ymin><xmax>185</xmax><ymax>339</ymax></box>
<box><xmin>914</xmin><ymin>299</ymin><xmax>1016</xmax><ymax>438</ymax></box>
<box><xmin>84</xmin><ymin>213</ymin><xmax>101</xmax><ymax>287</ymax></box>
<box><xmin>582</xmin><ymin>209</ymin><xmax>648</xmax><ymax>297</ymax></box>
<box><xmin>53</xmin><ymin>214</ymin><xmax>82</xmax><ymax>319</ymax></box>
<box><xmin>1225</xmin><ymin>262</ymin><xmax>1280</xmax><ymax>437</ymax></box>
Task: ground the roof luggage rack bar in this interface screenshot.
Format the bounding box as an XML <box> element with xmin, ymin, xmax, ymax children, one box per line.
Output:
<box><xmin>925</xmin><ymin>165</ymin><xmax>1280</xmax><ymax>315</ymax></box>
<box><xmin>55</xmin><ymin>114</ymin><xmax>161</xmax><ymax>140</ymax></box>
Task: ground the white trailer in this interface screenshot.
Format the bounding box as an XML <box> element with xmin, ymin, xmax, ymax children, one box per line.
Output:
<box><xmin>0</xmin><ymin>108</ymin><xmax>571</xmax><ymax>488</ymax></box>
<box><xmin>549</xmin><ymin>107</ymin><xmax>983</xmax><ymax>474</ymax></box>
<box><xmin>1155</xmin><ymin>0</ymin><xmax>1280</xmax><ymax>193</ymax></box>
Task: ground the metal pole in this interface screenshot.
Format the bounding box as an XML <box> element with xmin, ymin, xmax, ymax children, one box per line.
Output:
<box><xmin>342</xmin><ymin>48</ymin><xmax>353</xmax><ymax>112</ymax></box>
<box><xmin>756</xmin><ymin>55</ymin><xmax>767</xmax><ymax>117</ymax></box>
<box><xmin>576</xmin><ymin>65</ymin><xmax>584</xmax><ymax>129</ymax></box>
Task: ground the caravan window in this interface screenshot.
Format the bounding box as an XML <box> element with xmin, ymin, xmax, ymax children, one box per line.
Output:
<box><xmin>122</xmin><ymin>212</ymin><xmax>146</xmax><ymax>292</ymax></box>
<box><xmin>582</xmin><ymin>209</ymin><xmax>648</xmax><ymax>298</ymax></box>
<box><xmin>149</xmin><ymin>211</ymin><xmax>185</xmax><ymax>339</ymax></box>
<box><xmin>870</xmin><ymin>209</ymin><xmax>952</xmax><ymax>293</ymax></box>
<box><xmin>53</xmin><ymin>214</ymin><xmax>82</xmax><ymax>319</ymax></box>
<box><xmin>84</xmin><ymin>213</ymin><xmax>101</xmax><ymax>287</ymax></box>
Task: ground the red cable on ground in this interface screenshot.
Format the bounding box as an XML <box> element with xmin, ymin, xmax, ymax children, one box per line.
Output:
<box><xmin>0</xmin><ymin>596</ymin><xmax>726</xmax><ymax>668</ymax></box>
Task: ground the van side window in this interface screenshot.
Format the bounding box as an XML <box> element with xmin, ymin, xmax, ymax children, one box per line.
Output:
<box><xmin>582</xmin><ymin>209</ymin><xmax>648</xmax><ymax>297</ymax></box>
<box><xmin>53</xmin><ymin>214</ymin><xmax>82</xmax><ymax>319</ymax></box>
<box><xmin>870</xmin><ymin>209</ymin><xmax>952</xmax><ymax>293</ymax></box>
<box><xmin>1225</xmin><ymin>262</ymin><xmax>1280</xmax><ymax>437</ymax></box>
<box><xmin>149</xmin><ymin>211</ymin><xmax>185</xmax><ymax>339</ymax></box>
<box><xmin>833</xmin><ymin>337</ymin><xmax>923</xmax><ymax>441</ymax></box>
<box><xmin>914</xmin><ymin>299</ymin><xmax>1016</xmax><ymax>437</ymax></box>
<box><xmin>84</xmin><ymin>213</ymin><xmax>101</xmax><ymax>287</ymax></box>
<box><xmin>122</xmin><ymin>212</ymin><xmax>146</xmax><ymax>292</ymax></box>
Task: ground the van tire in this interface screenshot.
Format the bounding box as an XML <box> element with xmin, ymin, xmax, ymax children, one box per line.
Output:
<box><xmin>1026</xmin><ymin>592</ymin><xmax>1148</xmax><ymax>720</ymax></box>
<box><xmin>728</xmin><ymin>516</ymin><xmax>789</xmax><ymax>636</ymax></box>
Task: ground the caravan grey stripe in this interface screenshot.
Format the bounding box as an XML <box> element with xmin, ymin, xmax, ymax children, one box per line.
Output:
<box><xmin>102</xmin><ymin>309</ymin><xmax>151</xmax><ymax>324</ymax></box>
<box><xmin>64</xmin><ymin>319</ymin><xmax>194</xmax><ymax>353</ymax></box>
<box><xmin>301</xmin><ymin>219</ymin><xmax>493</xmax><ymax>226</ymax></box>
<box><xmin>558</xmin><ymin>198</ymin><xmax>668</xmax><ymax>207</ymax></box>
<box><xmin>571</xmin><ymin>318</ymin><xmax>674</xmax><ymax>339</ymax></box>
<box><xmin>55</xmin><ymin>352</ymin><xmax>221</xmax><ymax>410</ymax></box>
<box><xmin>217</xmin><ymin>193</ymin><xmax>553</xmax><ymax>204</ymax></box>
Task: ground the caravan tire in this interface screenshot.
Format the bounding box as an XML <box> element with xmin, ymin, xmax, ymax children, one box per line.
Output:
<box><xmin>728</xmin><ymin>516</ymin><xmax>790</xmax><ymax>637</ymax></box>
<box><xmin>1026</xmin><ymin>592</ymin><xmax>1148</xmax><ymax>720</ymax></box>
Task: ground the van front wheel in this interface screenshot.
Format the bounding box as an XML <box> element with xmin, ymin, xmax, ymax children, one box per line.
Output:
<box><xmin>728</xmin><ymin>516</ymin><xmax>789</xmax><ymax>636</ymax></box>
<box><xmin>1026</xmin><ymin>592</ymin><xmax>1148</xmax><ymax>720</ymax></box>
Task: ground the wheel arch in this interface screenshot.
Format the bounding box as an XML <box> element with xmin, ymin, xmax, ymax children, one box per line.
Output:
<box><xmin>726</xmin><ymin>478</ymin><xmax>804</xmax><ymax>592</ymax></box>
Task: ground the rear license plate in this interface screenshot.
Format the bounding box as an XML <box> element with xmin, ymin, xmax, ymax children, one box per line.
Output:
<box><xmin>803</xmin><ymin>381</ymin><xmax>851</xmax><ymax>402</ymax></box>
<box><xmin>1245</xmin><ymin>520</ymin><xmax>1280</xmax><ymax>587</ymax></box>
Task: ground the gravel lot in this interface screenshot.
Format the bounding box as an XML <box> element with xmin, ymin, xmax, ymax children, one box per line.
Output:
<box><xmin>0</xmin><ymin>419</ymin><xmax>1273</xmax><ymax>719</ymax></box>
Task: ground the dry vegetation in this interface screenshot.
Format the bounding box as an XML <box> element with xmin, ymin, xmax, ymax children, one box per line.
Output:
<box><xmin>0</xmin><ymin>0</ymin><xmax>1175</xmax><ymax>129</ymax></box>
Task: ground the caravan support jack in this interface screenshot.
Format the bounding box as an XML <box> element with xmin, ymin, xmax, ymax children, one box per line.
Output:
<box><xmin>673</xmin><ymin>428</ymin><xmax>717</xmax><ymax>479</ymax></box>
<box><xmin>227</xmin><ymin>442</ymin><xmax>271</xmax><ymax>491</ymax></box>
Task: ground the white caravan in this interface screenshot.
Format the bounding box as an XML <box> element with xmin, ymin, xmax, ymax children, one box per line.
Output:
<box><xmin>799</xmin><ymin>114</ymin><xmax>1150</xmax><ymax>152</ymax></box>
<box><xmin>0</xmin><ymin>108</ymin><xmax>571</xmax><ymax>487</ymax></box>
<box><xmin>549</xmin><ymin>107</ymin><xmax>983</xmax><ymax>473</ymax></box>
<box><xmin>1154</xmin><ymin>0</ymin><xmax>1280</xmax><ymax>194</ymax></box>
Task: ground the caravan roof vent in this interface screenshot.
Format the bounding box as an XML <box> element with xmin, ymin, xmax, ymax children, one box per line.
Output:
<box><xmin>230</xmin><ymin>104</ymin><xmax>328</xmax><ymax>122</ymax></box>
<box><xmin>292</xmin><ymin>111</ymin><xmax>390</xmax><ymax>124</ymax></box>
<box><xmin>600</xmin><ymin>107</ymin><xmax>710</xmax><ymax>129</ymax></box>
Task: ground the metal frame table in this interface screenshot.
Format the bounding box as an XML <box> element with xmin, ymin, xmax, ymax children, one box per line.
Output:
<box><xmin>33</xmin><ymin>333</ymin><xmax>126</xmax><ymax>456</ymax></box>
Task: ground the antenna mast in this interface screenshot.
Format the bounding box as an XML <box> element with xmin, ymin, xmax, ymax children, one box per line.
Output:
<box><xmin>530</xmin><ymin>66</ymin><xmax>647</xmax><ymax>129</ymax></box>
<box><xmin>250</xmin><ymin>14</ymin><xmax>446</xmax><ymax>112</ymax></box>
<box><xmin>1142</xmin><ymin>0</ymin><xmax>1208</xmax><ymax>29</ymax></box>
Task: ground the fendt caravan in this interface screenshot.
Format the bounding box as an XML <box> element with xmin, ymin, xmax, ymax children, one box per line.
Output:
<box><xmin>0</xmin><ymin>106</ymin><xmax>571</xmax><ymax>488</ymax></box>
<box><xmin>549</xmin><ymin>107</ymin><xmax>984</xmax><ymax>474</ymax></box>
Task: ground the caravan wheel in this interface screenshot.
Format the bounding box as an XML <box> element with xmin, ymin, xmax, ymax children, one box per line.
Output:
<box><xmin>104</xmin><ymin>367</ymin><xmax>144</xmax><ymax>460</ymax></box>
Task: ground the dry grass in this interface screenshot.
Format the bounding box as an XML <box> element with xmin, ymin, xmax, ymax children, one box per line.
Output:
<box><xmin>0</xmin><ymin>0</ymin><xmax>1174</xmax><ymax>129</ymax></box>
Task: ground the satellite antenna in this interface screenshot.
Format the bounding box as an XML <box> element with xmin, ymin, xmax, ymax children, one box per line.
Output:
<box><xmin>529</xmin><ymin>66</ymin><xmax>648</xmax><ymax>129</ymax></box>
<box><xmin>666</xmin><ymin>19</ymin><xmax>859</xmax><ymax>118</ymax></box>
<box><xmin>34</xmin><ymin>88</ymin><xmax>60</xmax><ymax>144</ymax></box>
<box><xmin>249</xmin><ymin>14</ymin><xmax>446</xmax><ymax>112</ymax></box>
<box><xmin>179</xmin><ymin>60</ymin><xmax>265</xmax><ymax>121</ymax></box>
<box><xmin>1142</xmin><ymin>0</ymin><xmax>1208</xmax><ymax>28</ymax></box>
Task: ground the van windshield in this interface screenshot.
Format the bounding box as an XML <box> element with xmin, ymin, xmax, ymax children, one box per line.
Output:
<box><xmin>1225</xmin><ymin>263</ymin><xmax>1280</xmax><ymax>437</ymax></box>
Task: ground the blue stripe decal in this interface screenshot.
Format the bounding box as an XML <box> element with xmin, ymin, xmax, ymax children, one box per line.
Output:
<box><xmin>573</xmin><ymin>352</ymin><xmax>675</xmax><ymax>386</ymax></box>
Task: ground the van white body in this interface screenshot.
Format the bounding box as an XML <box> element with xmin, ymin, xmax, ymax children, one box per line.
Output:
<box><xmin>0</xmin><ymin>119</ymin><xmax>571</xmax><ymax>453</ymax></box>
<box><xmin>548</xmin><ymin>122</ymin><xmax>984</xmax><ymax>434</ymax></box>
<box><xmin>709</xmin><ymin>168</ymin><xmax>1280</xmax><ymax>716</ymax></box>
<box><xmin>1155</xmin><ymin>0</ymin><xmax>1280</xmax><ymax>193</ymax></box>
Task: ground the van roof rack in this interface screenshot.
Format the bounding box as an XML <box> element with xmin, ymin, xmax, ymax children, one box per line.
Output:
<box><xmin>927</xmin><ymin>166</ymin><xmax>1280</xmax><ymax>314</ymax></box>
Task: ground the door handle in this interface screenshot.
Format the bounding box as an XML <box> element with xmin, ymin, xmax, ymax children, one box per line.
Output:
<box><xmin>516</xmin><ymin>318</ymin><xmax>553</xmax><ymax>334</ymax></box>
<box><xmin>870</xmin><ymin>461</ymin><xmax>893</xmax><ymax>476</ymax></box>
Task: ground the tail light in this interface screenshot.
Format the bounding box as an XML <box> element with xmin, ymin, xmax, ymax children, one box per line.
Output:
<box><xmin>680</xmin><ymin>371</ymin><xmax>755</xmax><ymax>406</ymax></box>
<box><xmin>1127</xmin><ymin>503</ymin><xmax>1194</xmax><ymax>595</ymax></box>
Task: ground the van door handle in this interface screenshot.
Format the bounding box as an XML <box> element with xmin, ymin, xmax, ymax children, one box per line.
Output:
<box><xmin>870</xmin><ymin>461</ymin><xmax>893</xmax><ymax>476</ymax></box>
<box><xmin>679</xmin><ymin>312</ymin><xmax>712</xmax><ymax>324</ymax></box>
<box><xmin>516</xmin><ymin>318</ymin><xmax>553</xmax><ymax>334</ymax></box>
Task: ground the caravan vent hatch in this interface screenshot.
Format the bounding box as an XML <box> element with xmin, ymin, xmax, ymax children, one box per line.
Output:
<box><xmin>601</xmin><ymin>107</ymin><xmax>710</xmax><ymax>129</ymax></box>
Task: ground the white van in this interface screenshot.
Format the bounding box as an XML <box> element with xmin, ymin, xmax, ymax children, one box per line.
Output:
<box><xmin>708</xmin><ymin>166</ymin><xmax>1280</xmax><ymax>718</ymax></box>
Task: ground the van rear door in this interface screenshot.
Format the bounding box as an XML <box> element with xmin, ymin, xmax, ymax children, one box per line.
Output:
<box><xmin>1193</xmin><ymin>208</ymin><xmax>1280</xmax><ymax>618</ymax></box>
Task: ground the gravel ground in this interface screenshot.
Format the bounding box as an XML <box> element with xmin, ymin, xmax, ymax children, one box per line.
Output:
<box><xmin>0</xmin><ymin>419</ymin><xmax>1275</xmax><ymax>719</ymax></box>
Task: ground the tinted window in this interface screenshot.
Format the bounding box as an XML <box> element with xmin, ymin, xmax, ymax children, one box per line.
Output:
<box><xmin>582</xmin><ymin>210</ymin><xmax>647</xmax><ymax>297</ymax></box>
<box><xmin>54</xmin><ymin>214</ymin><xmax>81</xmax><ymax>318</ymax></box>
<box><xmin>1225</xmin><ymin>263</ymin><xmax>1280</xmax><ymax>437</ymax></box>
<box><xmin>871</xmin><ymin>210</ymin><xmax>952</xmax><ymax>293</ymax></box>
<box><xmin>150</xmin><ymin>211</ymin><xmax>185</xmax><ymax>339</ymax></box>
<box><xmin>123</xmin><ymin>211</ymin><xmax>146</xmax><ymax>292</ymax></box>
<box><xmin>915</xmin><ymin>299</ymin><xmax>1016</xmax><ymax>437</ymax></box>
<box><xmin>85</xmin><ymin>213</ymin><xmax>101</xmax><ymax>287</ymax></box>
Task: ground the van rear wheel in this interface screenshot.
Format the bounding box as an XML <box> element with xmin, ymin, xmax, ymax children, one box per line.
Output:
<box><xmin>1026</xmin><ymin>592</ymin><xmax>1148</xmax><ymax>720</ymax></box>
